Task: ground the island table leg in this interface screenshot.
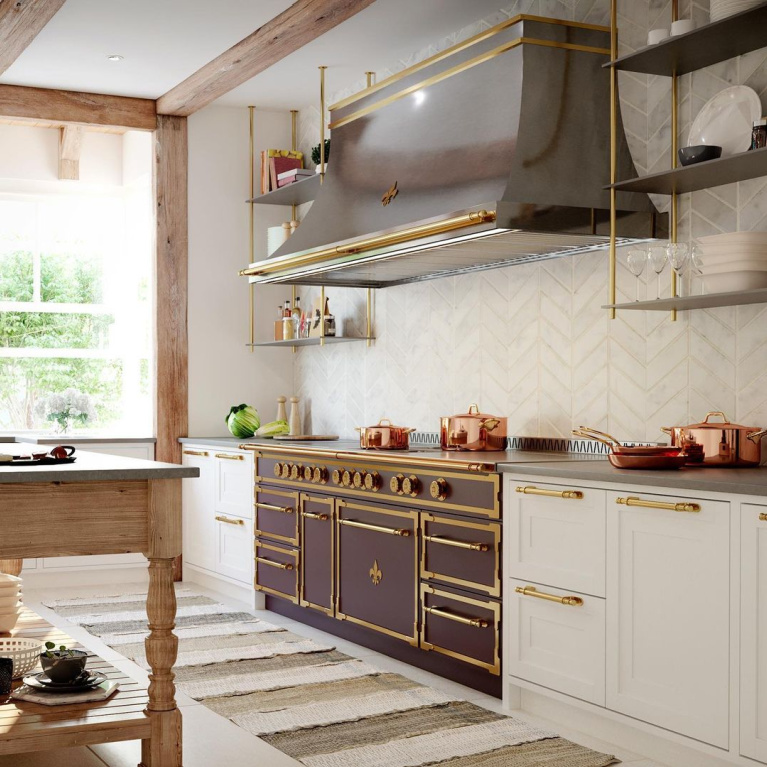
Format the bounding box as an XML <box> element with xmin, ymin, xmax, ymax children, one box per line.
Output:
<box><xmin>0</xmin><ymin>560</ymin><xmax>22</xmax><ymax>577</ymax></box>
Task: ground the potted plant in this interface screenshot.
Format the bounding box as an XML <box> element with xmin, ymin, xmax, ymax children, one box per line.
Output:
<box><xmin>40</xmin><ymin>642</ymin><xmax>88</xmax><ymax>684</ymax></box>
<box><xmin>36</xmin><ymin>388</ymin><xmax>96</xmax><ymax>435</ymax></box>
<box><xmin>311</xmin><ymin>139</ymin><xmax>331</xmax><ymax>172</ymax></box>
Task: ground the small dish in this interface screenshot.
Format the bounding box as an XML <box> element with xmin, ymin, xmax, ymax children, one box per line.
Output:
<box><xmin>703</xmin><ymin>270</ymin><xmax>767</xmax><ymax>292</ymax></box>
<box><xmin>23</xmin><ymin>670</ymin><xmax>107</xmax><ymax>693</ymax></box>
<box><xmin>678</xmin><ymin>145</ymin><xmax>722</xmax><ymax>166</ymax></box>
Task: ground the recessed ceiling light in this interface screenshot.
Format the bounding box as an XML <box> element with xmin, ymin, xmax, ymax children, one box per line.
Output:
<box><xmin>106</xmin><ymin>55</ymin><xmax>124</xmax><ymax>62</ymax></box>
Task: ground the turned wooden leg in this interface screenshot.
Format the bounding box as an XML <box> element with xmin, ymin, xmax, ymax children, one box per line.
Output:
<box><xmin>0</xmin><ymin>559</ymin><xmax>22</xmax><ymax>577</ymax></box>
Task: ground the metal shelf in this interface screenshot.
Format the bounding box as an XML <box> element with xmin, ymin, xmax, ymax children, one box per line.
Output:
<box><xmin>603</xmin><ymin>288</ymin><xmax>767</xmax><ymax>312</ymax></box>
<box><xmin>608</xmin><ymin>146</ymin><xmax>767</xmax><ymax>195</ymax></box>
<box><xmin>607</xmin><ymin>2</ymin><xmax>767</xmax><ymax>76</ymax></box>
<box><xmin>246</xmin><ymin>174</ymin><xmax>321</xmax><ymax>206</ymax></box>
<box><xmin>247</xmin><ymin>336</ymin><xmax>373</xmax><ymax>348</ymax></box>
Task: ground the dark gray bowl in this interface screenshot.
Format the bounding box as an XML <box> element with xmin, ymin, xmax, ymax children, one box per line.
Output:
<box><xmin>40</xmin><ymin>650</ymin><xmax>87</xmax><ymax>684</ymax></box>
<box><xmin>678</xmin><ymin>145</ymin><xmax>722</xmax><ymax>166</ymax></box>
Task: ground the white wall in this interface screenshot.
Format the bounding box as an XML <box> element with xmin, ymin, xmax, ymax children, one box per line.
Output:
<box><xmin>187</xmin><ymin>105</ymin><xmax>294</xmax><ymax>435</ymax></box>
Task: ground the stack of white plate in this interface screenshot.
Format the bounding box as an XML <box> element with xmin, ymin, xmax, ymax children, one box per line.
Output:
<box><xmin>698</xmin><ymin>232</ymin><xmax>767</xmax><ymax>292</ymax></box>
<box><xmin>0</xmin><ymin>574</ymin><xmax>23</xmax><ymax>634</ymax></box>
<box><xmin>710</xmin><ymin>0</ymin><xmax>762</xmax><ymax>21</ymax></box>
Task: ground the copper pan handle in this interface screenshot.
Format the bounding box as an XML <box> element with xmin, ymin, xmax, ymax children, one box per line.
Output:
<box><xmin>747</xmin><ymin>428</ymin><xmax>767</xmax><ymax>444</ymax></box>
<box><xmin>572</xmin><ymin>429</ymin><xmax>614</xmax><ymax>449</ymax></box>
<box><xmin>702</xmin><ymin>411</ymin><xmax>729</xmax><ymax>424</ymax></box>
<box><xmin>377</xmin><ymin>418</ymin><xmax>393</xmax><ymax>426</ymax></box>
<box><xmin>403</xmin><ymin>427</ymin><xmax>416</xmax><ymax>434</ymax></box>
<box><xmin>660</xmin><ymin>426</ymin><xmax>674</xmax><ymax>435</ymax></box>
<box><xmin>576</xmin><ymin>426</ymin><xmax>621</xmax><ymax>446</ymax></box>
<box><xmin>468</xmin><ymin>403</ymin><xmax>480</xmax><ymax>415</ymax></box>
<box><xmin>354</xmin><ymin>427</ymin><xmax>362</xmax><ymax>432</ymax></box>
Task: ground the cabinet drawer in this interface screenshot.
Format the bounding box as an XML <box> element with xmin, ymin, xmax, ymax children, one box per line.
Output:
<box><xmin>214</xmin><ymin>513</ymin><xmax>253</xmax><ymax>583</ymax></box>
<box><xmin>300</xmin><ymin>494</ymin><xmax>335</xmax><ymax>616</ymax></box>
<box><xmin>255</xmin><ymin>486</ymin><xmax>299</xmax><ymax>545</ymax></box>
<box><xmin>508</xmin><ymin>578</ymin><xmax>605</xmax><ymax>705</ymax></box>
<box><xmin>255</xmin><ymin>539</ymin><xmax>299</xmax><ymax>603</ymax></box>
<box><xmin>421</xmin><ymin>584</ymin><xmax>500</xmax><ymax>675</ymax></box>
<box><xmin>421</xmin><ymin>514</ymin><xmax>500</xmax><ymax>596</ymax></box>
<box><xmin>214</xmin><ymin>450</ymin><xmax>252</xmax><ymax>519</ymax></box>
<box><xmin>507</xmin><ymin>479</ymin><xmax>606</xmax><ymax>597</ymax></box>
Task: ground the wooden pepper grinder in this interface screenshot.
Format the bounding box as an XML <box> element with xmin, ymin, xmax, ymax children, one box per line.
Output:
<box><xmin>276</xmin><ymin>396</ymin><xmax>287</xmax><ymax>423</ymax></box>
<box><xmin>289</xmin><ymin>396</ymin><xmax>301</xmax><ymax>437</ymax></box>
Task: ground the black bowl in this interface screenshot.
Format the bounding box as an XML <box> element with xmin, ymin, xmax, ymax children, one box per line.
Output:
<box><xmin>678</xmin><ymin>144</ymin><xmax>722</xmax><ymax>166</ymax></box>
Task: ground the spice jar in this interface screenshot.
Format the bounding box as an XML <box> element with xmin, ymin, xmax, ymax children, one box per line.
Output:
<box><xmin>751</xmin><ymin>118</ymin><xmax>767</xmax><ymax>150</ymax></box>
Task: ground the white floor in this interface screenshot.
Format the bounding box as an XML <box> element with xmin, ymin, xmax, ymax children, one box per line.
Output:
<box><xmin>1</xmin><ymin>579</ymin><xmax>667</xmax><ymax>767</ymax></box>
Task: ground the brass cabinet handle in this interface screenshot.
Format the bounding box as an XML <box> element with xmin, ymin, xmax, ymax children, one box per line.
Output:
<box><xmin>515</xmin><ymin>585</ymin><xmax>583</xmax><ymax>607</ymax></box>
<box><xmin>302</xmin><ymin>511</ymin><xmax>330</xmax><ymax>521</ymax></box>
<box><xmin>338</xmin><ymin>518</ymin><xmax>411</xmax><ymax>537</ymax></box>
<box><xmin>423</xmin><ymin>534</ymin><xmax>489</xmax><ymax>552</ymax></box>
<box><xmin>516</xmin><ymin>485</ymin><xmax>583</xmax><ymax>499</ymax></box>
<box><xmin>215</xmin><ymin>452</ymin><xmax>244</xmax><ymax>460</ymax></box>
<box><xmin>616</xmin><ymin>496</ymin><xmax>701</xmax><ymax>513</ymax></box>
<box><xmin>424</xmin><ymin>605</ymin><xmax>489</xmax><ymax>628</ymax></box>
<box><xmin>759</xmin><ymin>513</ymin><xmax>767</xmax><ymax>522</ymax></box>
<box><xmin>215</xmin><ymin>515</ymin><xmax>244</xmax><ymax>526</ymax></box>
<box><xmin>256</xmin><ymin>556</ymin><xmax>294</xmax><ymax>570</ymax></box>
<box><xmin>255</xmin><ymin>501</ymin><xmax>294</xmax><ymax>514</ymax></box>
<box><xmin>183</xmin><ymin>449</ymin><xmax>209</xmax><ymax>457</ymax></box>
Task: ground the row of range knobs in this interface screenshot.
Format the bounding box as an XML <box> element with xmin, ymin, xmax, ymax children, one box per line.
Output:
<box><xmin>273</xmin><ymin>462</ymin><xmax>329</xmax><ymax>484</ymax></box>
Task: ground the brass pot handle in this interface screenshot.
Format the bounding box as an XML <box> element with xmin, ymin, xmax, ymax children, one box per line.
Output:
<box><xmin>378</xmin><ymin>418</ymin><xmax>393</xmax><ymax>426</ymax></box>
<box><xmin>747</xmin><ymin>428</ymin><xmax>767</xmax><ymax>444</ymax></box>
<box><xmin>423</xmin><ymin>534</ymin><xmax>489</xmax><ymax>552</ymax></box>
<box><xmin>338</xmin><ymin>518</ymin><xmax>411</xmax><ymax>536</ymax></box>
<box><xmin>515</xmin><ymin>585</ymin><xmax>583</xmax><ymax>607</ymax></box>
<box><xmin>660</xmin><ymin>426</ymin><xmax>674</xmax><ymax>435</ymax></box>
<box><xmin>516</xmin><ymin>485</ymin><xmax>583</xmax><ymax>500</ymax></box>
<box><xmin>424</xmin><ymin>605</ymin><xmax>488</xmax><ymax>628</ymax></box>
<box><xmin>468</xmin><ymin>403</ymin><xmax>480</xmax><ymax>414</ymax></box>
<box><xmin>255</xmin><ymin>502</ymin><xmax>294</xmax><ymax>514</ymax></box>
<box><xmin>616</xmin><ymin>496</ymin><xmax>700</xmax><ymax>513</ymax></box>
<box><xmin>256</xmin><ymin>556</ymin><xmax>293</xmax><ymax>570</ymax></box>
<box><xmin>702</xmin><ymin>411</ymin><xmax>728</xmax><ymax>424</ymax></box>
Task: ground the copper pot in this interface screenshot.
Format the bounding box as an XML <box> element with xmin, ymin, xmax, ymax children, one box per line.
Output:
<box><xmin>440</xmin><ymin>404</ymin><xmax>507</xmax><ymax>451</ymax></box>
<box><xmin>661</xmin><ymin>411</ymin><xmax>767</xmax><ymax>467</ymax></box>
<box><xmin>355</xmin><ymin>419</ymin><xmax>415</xmax><ymax>450</ymax></box>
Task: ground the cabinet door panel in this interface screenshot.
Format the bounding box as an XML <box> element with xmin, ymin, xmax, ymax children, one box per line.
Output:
<box><xmin>300</xmin><ymin>494</ymin><xmax>334</xmax><ymax>615</ymax></box>
<box><xmin>182</xmin><ymin>449</ymin><xmax>215</xmax><ymax>571</ymax></box>
<box><xmin>214</xmin><ymin>514</ymin><xmax>253</xmax><ymax>583</ymax></box>
<box><xmin>213</xmin><ymin>451</ymin><xmax>252</xmax><ymax>519</ymax></box>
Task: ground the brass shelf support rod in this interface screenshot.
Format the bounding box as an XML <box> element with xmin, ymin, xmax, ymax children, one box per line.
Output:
<box><xmin>670</xmin><ymin>0</ymin><xmax>679</xmax><ymax>322</ymax></box>
<box><xmin>608</xmin><ymin>0</ymin><xmax>618</xmax><ymax>320</ymax></box>
<box><xmin>248</xmin><ymin>105</ymin><xmax>256</xmax><ymax>350</ymax></box>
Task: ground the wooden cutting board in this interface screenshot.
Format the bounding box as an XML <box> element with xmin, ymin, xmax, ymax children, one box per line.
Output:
<box><xmin>273</xmin><ymin>435</ymin><xmax>339</xmax><ymax>441</ymax></box>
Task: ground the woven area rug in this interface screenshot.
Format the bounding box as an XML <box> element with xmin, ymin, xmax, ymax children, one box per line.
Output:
<box><xmin>44</xmin><ymin>588</ymin><xmax>619</xmax><ymax>767</ymax></box>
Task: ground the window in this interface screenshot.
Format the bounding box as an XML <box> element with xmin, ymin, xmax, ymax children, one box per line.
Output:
<box><xmin>0</xmin><ymin>189</ymin><xmax>153</xmax><ymax>435</ymax></box>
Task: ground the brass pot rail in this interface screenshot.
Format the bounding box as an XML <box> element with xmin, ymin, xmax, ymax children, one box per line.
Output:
<box><xmin>515</xmin><ymin>585</ymin><xmax>584</xmax><ymax>607</ymax></box>
<box><xmin>255</xmin><ymin>502</ymin><xmax>294</xmax><ymax>514</ymax></box>
<box><xmin>516</xmin><ymin>485</ymin><xmax>584</xmax><ymax>500</ymax></box>
<box><xmin>302</xmin><ymin>511</ymin><xmax>330</xmax><ymax>521</ymax></box>
<box><xmin>256</xmin><ymin>556</ymin><xmax>294</xmax><ymax>571</ymax></box>
<box><xmin>759</xmin><ymin>513</ymin><xmax>767</xmax><ymax>522</ymax></box>
<box><xmin>183</xmin><ymin>449</ymin><xmax>209</xmax><ymax>457</ymax></box>
<box><xmin>423</xmin><ymin>534</ymin><xmax>489</xmax><ymax>552</ymax></box>
<box><xmin>616</xmin><ymin>496</ymin><xmax>700</xmax><ymax>513</ymax></box>
<box><xmin>338</xmin><ymin>518</ymin><xmax>411</xmax><ymax>537</ymax></box>
<box><xmin>215</xmin><ymin>453</ymin><xmax>244</xmax><ymax>461</ymax></box>
<box><xmin>215</xmin><ymin>515</ymin><xmax>244</xmax><ymax>526</ymax></box>
<box><xmin>424</xmin><ymin>605</ymin><xmax>489</xmax><ymax>628</ymax></box>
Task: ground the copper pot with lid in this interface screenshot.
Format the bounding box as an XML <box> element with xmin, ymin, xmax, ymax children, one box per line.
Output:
<box><xmin>661</xmin><ymin>411</ymin><xmax>767</xmax><ymax>467</ymax></box>
<box><xmin>355</xmin><ymin>419</ymin><xmax>415</xmax><ymax>450</ymax></box>
<box><xmin>440</xmin><ymin>403</ymin><xmax>507</xmax><ymax>451</ymax></box>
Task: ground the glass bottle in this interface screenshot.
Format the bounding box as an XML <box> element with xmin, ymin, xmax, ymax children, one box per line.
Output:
<box><xmin>292</xmin><ymin>296</ymin><xmax>301</xmax><ymax>337</ymax></box>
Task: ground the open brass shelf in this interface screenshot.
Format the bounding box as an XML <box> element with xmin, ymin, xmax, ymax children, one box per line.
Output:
<box><xmin>247</xmin><ymin>174</ymin><xmax>321</xmax><ymax>206</ymax></box>
<box><xmin>247</xmin><ymin>336</ymin><xmax>374</xmax><ymax>348</ymax></box>
<box><xmin>603</xmin><ymin>288</ymin><xmax>767</xmax><ymax>312</ymax></box>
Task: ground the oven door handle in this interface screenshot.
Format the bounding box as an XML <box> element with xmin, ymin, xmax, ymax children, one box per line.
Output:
<box><xmin>423</xmin><ymin>534</ymin><xmax>489</xmax><ymax>552</ymax></box>
<box><xmin>338</xmin><ymin>518</ymin><xmax>411</xmax><ymax>537</ymax></box>
<box><xmin>256</xmin><ymin>556</ymin><xmax>294</xmax><ymax>571</ymax></box>
<box><xmin>256</xmin><ymin>502</ymin><xmax>294</xmax><ymax>514</ymax></box>
<box><xmin>424</xmin><ymin>605</ymin><xmax>489</xmax><ymax>628</ymax></box>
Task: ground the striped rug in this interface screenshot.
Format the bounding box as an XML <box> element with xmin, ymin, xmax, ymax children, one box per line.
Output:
<box><xmin>45</xmin><ymin>588</ymin><xmax>619</xmax><ymax>767</ymax></box>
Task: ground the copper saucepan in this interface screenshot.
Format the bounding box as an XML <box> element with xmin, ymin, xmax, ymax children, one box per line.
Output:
<box><xmin>355</xmin><ymin>419</ymin><xmax>415</xmax><ymax>450</ymax></box>
<box><xmin>441</xmin><ymin>404</ymin><xmax>507</xmax><ymax>451</ymax></box>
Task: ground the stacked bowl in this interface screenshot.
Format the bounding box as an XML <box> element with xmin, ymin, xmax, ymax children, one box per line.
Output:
<box><xmin>0</xmin><ymin>574</ymin><xmax>23</xmax><ymax>634</ymax></box>
<box><xmin>697</xmin><ymin>232</ymin><xmax>767</xmax><ymax>293</ymax></box>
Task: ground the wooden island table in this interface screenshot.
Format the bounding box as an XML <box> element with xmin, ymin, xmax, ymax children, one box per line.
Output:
<box><xmin>0</xmin><ymin>444</ymin><xmax>198</xmax><ymax>767</ymax></box>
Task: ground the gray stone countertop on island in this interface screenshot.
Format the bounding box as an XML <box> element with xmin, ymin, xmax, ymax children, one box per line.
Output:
<box><xmin>0</xmin><ymin>443</ymin><xmax>198</xmax><ymax>483</ymax></box>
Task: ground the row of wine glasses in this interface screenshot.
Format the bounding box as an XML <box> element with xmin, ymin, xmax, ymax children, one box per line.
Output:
<box><xmin>626</xmin><ymin>242</ymin><xmax>704</xmax><ymax>301</ymax></box>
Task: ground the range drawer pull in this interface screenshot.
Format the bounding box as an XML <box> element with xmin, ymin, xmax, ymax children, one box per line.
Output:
<box><xmin>616</xmin><ymin>496</ymin><xmax>700</xmax><ymax>513</ymax></box>
<box><xmin>183</xmin><ymin>449</ymin><xmax>209</xmax><ymax>457</ymax></box>
<box><xmin>302</xmin><ymin>511</ymin><xmax>330</xmax><ymax>521</ymax></box>
<box><xmin>256</xmin><ymin>556</ymin><xmax>294</xmax><ymax>571</ymax></box>
<box><xmin>256</xmin><ymin>502</ymin><xmax>294</xmax><ymax>514</ymax></box>
<box><xmin>424</xmin><ymin>605</ymin><xmax>489</xmax><ymax>628</ymax></box>
<box><xmin>516</xmin><ymin>485</ymin><xmax>583</xmax><ymax>499</ymax></box>
<box><xmin>423</xmin><ymin>534</ymin><xmax>489</xmax><ymax>552</ymax></box>
<box><xmin>760</xmin><ymin>513</ymin><xmax>767</xmax><ymax>522</ymax></box>
<box><xmin>515</xmin><ymin>585</ymin><xmax>583</xmax><ymax>607</ymax></box>
<box><xmin>338</xmin><ymin>518</ymin><xmax>411</xmax><ymax>536</ymax></box>
<box><xmin>215</xmin><ymin>452</ymin><xmax>244</xmax><ymax>461</ymax></box>
<box><xmin>215</xmin><ymin>515</ymin><xmax>244</xmax><ymax>526</ymax></box>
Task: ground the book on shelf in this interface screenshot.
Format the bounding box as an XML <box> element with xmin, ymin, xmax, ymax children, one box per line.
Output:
<box><xmin>277</xmin><ymin>168</ymin><xmax>314</xmax><ymax>182</ymax></box>
<box><xmin>260</xmin><ymin>149</ymin><xmax>304</xmax><ymax>193</ymax></box>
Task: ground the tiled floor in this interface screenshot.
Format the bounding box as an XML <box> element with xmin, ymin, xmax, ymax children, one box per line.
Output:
<box><xmin>0</xmin><ymin>580</ymin><xmax>668</xmax><ymax>767</ymax></box>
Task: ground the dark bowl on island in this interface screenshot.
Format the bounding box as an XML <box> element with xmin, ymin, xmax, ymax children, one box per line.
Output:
<box><xmin>678</xmin><ymin>145</ymin><xmax>722</xmax><ymax>166</ymax></box>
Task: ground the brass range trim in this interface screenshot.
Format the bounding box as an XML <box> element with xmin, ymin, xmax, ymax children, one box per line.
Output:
<box><xmin>254</xmin><ymin>486</ymin><xmax>300</xmax><ymax>545</ymax></box>
<box><xmin>254</xmin><ymin>539</ymin><xmax>299</xmax><ymax>604</ymax></box>
<box><xmin>299</xmin><ymin>494</ymin><xmax>335</xmax><ymax>617</ymax></box>
<box><xmin>329</xmin><ymin>14</ymin><xmax>610</xmax><ymax>112</ymax></box>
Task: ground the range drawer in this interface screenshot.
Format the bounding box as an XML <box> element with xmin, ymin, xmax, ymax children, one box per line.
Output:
<box><xmin>300</xmin><ymin>494</ymin><xmax>334</xmax><ymax>616</ymax></box>
<box><xmin>421</xmin><ymin>584</ymin><xmax>500</xmax><ymax>675</ymax></box>
<box><xmin>421</xmin><ymin>514</ymin><xmax>500</xmax><ymax>596</ymax></box>
<box><xmin>255</xmin><ymin>539</ymin><xmax>298</xmax><ymax>603</ymax></box>
<box><xmin>255</xmin><ymin>486</ymin><xmax>299</xmax><ymax>545</ymax></box>
<box><xmin>507</xmin><ymin>578</ymin><xmax>605</xmax><ymax>705</ymax></box>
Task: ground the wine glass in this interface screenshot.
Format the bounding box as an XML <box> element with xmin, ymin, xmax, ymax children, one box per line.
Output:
<box><xmin>690</xmin><ymin>244</ymin><xmax>705</xmax><ymax>295</ymax></box>
<box><xmin>648</xmin><ymin>244</ymin><xmax>668</xmax><ymax>300</ymax></box>
<box><xmin>626</xmin><ymin>248</ymin><xmax>646</xmax><ymax>302</ymax></box>
<box><xmin>667</xmin><ymin>243</ymin><xmax>689</xmax><ymax>297</ymax></box>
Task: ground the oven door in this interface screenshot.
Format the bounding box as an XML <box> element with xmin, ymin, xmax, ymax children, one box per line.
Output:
<box><xmin>300</xmin><ymin>493</ymin><xmax>335</xmax><ymax>616</ymax></box>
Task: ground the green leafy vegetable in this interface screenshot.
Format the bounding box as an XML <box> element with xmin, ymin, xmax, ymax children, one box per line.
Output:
<box><xmin>226</xmin><ymin>404</ymin><xmax>260</xmax><ymax>438</ymax></box>
<box><xmin>255</xmin><ymin>420</ymin><xmax>289</xmax><ymax>438</ymax></box>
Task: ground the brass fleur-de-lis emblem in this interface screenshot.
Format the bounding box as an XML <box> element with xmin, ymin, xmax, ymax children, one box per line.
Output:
<box><xmin>381</xmin><ymin>181</ymin><xmax>398</xmax><ymax>206</ymax></box>
<box><xmin>369</xmin><ymin>559</ymin><xmax>383</xmax><ymax>585</ymax></box>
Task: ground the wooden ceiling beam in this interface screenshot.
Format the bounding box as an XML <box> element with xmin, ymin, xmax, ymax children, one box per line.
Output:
<box><xmin>58</xmin><ymin>124</ymin><xmax>83</xmax><ymax>180</ymax></box>
<box><xmin>157</xmin><ymin>0</ymin><xmax>376</xmax><ymax>117</ymax></box>
<box><xmin>0</xmin><ymin>0</ymin><xmax>67</xmax><ymax>76</ymax></box>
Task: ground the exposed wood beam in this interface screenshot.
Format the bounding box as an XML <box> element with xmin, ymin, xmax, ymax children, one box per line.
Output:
<box><xmin>157</xmin><ymin>0</ymin><xmax>376</xmax><ymax>116</ymax></box>
<box><xmin>0</xmin><ymin>84</ymin><xmax>156</xmax><ymax>130</ymax></box>
<box><xmin>58</xmin><ymin>124</ymin><xmax>83</xmax><ymax>180</ymax></box>
<box><xmin>0</xmin><ymin>0</ymin><xmax>67</xmax><ymax>76</ymax></box>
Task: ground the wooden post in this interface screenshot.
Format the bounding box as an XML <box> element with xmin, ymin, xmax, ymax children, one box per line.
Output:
<box><xmin>0</xmin><ymin>560</ymin><xmax>22</xmax><ymax>577</ymax></box>
<box><xmin>140</xmin><ymin>479</ymin><xmax>182</xmax><ymax>767</ymax></box>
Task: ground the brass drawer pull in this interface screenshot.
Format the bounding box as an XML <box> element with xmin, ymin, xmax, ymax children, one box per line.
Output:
<box><xmin>256</xmin><ymin>556</ymin><xmax>294</xmax><ymax>571</ymax></box>
<box><xmin>255</xmin><ymin>502</ymin><xmax>294</xmax><ymax>514</ymax></box>
<box><xmin>759</xmin><ymin>513</ymin><xmax>767</xmax><ymax>522</ymax></box>
<box><xmin>616</xmin><ymin>496</ymin><xmax>700</xmax><ymax>513</ymax></box>
<box><xmin>183</xmin><ymin>449</ymin><xmax>209</xmax><ymax>457</ymax></box>
<box><xmin>215</xmin><ymin>452</ymin><xmax>244</xmax><ymax>460</ymax></box>
<box><xmin>423</xmin><ymin>534</ymin><xmax>489</xmax><ymax>552</ymax></box>
<box><xmin>516</xmin><ymin>485</ymin><xmax>583</xmax><ymax>499</ymax></box>
<box><xmin>424</xmin><ymin>605</ymin><xmax>489</xmax><ymax>628</ymax></box>
<box><xmin>338</xmin><ymin>518</ymin><xmax>411</xmax><ymax>537</ymax></box>
<box><xmin>302</xmin><ymin>511</ymin><xmax>330</xmax><ymax>521</ymax></box>
<box><xmin>215</xmin><ymin>515</ymin><xmax>244</xmax><ymax>526</ymax></box>
<box><xmin>515</xmin><ymin>585</ymin><xmax>583</xmax><ymax>606</ymax></box>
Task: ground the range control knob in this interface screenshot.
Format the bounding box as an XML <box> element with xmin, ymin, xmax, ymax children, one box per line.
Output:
<box><xmin>390</xmin><ymin>474</ymin><xmax>405</xmax><ymax>494</ymax></box>
<box><xmin>273</xmin><ymin>462</ymin><xmax>284</xmax><ymax>478</ymax></box>
<box><xmin>364</xmin><ymin>471</ymin><xmax>381</xmax><ymax>492</ymax></box>
<box><xmin>331</xmin><ymin>469</ymin><xmax>343</xmax><ymax>485</ymax></box>
<box><xmin>281</xmin><ymin>463</ymin><xmax>291</xmax><ymax>479</ymax></box>
<box><xmin>341</xmin><ymin>470</ymin><xmax>353</xmax><ymax>487</ymax></box>
<box><xmin>402</xmin><ymin>475</ymin><xmax>420</xmax><ymax>496</ymax></box>
<box><xmin>352</xmin><ymin>471</ymin><xmax>364</xmax><ymax>488</ymax></box>
<box><xmin>313</xmin><ymin>466</ymin><xmax>328</xmax><ymax>484</ymax></box>
<box><xmin>290</xmin><ymin>464</ymin><xmax>301</xmax><ymax>480</ymax></box>
<box><xmin>430</xmin><ymin>478</ymin><xmax>449</xmax><ymax>501</ymax></box>
<box><xmin>303</xmin><ymin>465</ymin><xmax>314</xmax><ymax>482</ymax></box>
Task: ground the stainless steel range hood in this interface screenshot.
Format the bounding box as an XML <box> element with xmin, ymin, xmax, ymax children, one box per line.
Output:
<box><xmin>242</xmin><ymin>15</ymin><xmax>661</xmax><ymax>288</ymax></box>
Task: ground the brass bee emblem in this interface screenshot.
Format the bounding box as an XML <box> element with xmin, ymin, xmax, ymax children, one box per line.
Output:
<box><xmin>369</xmin><ymin>559</ymin><xmax>383</xmax><ymax>585</ymax></box>
<box><xmin>381</xmin><ymin>181</ymin><xmax>398</xmax><ymax>206</ymax></box>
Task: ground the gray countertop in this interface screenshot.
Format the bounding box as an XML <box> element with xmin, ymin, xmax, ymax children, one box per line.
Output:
<box><xmin>0</xmin><ymin>435</ymin><xmax>156</xmax><ymax>444</ymax></box>
<box><xmin>0</xmin><ymin>443</ymin><xmax>197</xmax><ymax>483</ymax></box>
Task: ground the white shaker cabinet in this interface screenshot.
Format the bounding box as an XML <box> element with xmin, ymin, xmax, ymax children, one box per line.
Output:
<box><xmin>181</xmin><ymin>447</ymin><xmax>216</xmax><ymax>572</ymax></box>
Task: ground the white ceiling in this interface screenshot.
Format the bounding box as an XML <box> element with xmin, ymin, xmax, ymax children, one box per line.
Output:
<box><xmin>0</xmin><ymin>0</ymin><xmax>507</xmax><ymax>109</ymax></box>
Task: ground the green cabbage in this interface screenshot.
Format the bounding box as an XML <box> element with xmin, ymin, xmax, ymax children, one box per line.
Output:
<box><xmin>226</xmin><ymin>404</ymin><xmax>260</xmax><ymax>438</ymax></box>
<box><xmin>255</xmin><ymin>420</ymin><xmax>290</xmax><ymax>438</ymax></box>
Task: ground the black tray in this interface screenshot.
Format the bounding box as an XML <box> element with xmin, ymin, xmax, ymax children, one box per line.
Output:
<box><xmin>0</xmin><ymin>456</ymin><xmax>77</xmax><ymax>467</ymax></box>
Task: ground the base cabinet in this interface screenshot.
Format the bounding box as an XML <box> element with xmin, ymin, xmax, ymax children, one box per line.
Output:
<box><xmin>214</xmin><ymin>514</ymin><xmax>253</xmax><ymax>583</ymax></box>
<box><xmin>182</xmin><ymin>449</ymin><xmax>215</xmax><ymax>572</ymax></box>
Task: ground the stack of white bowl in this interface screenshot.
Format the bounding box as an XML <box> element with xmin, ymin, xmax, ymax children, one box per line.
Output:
<box><xmin>697</xmin><ymin>232</ymin><xmax>767</xmax><ymax>293</ymax></box>
<box><xmin>0</xmin><ymin>574</ymin><xmax>23</xmax><ymax>634</ymax></box>
<box><xmin>710</xmin><ymin>0</ymin><xmax>763</xmax><ymax>22</ymax></box>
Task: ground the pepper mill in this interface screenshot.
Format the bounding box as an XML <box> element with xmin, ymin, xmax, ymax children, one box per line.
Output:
<box><xmin>289</xmin><ymin>396</ymin><xmax>301</xmax><ymax>437</ymax></box>
<box><xmin>276</xmin><ymin>396</ymin><xmax>287</xmax><ymax>423</ymax></box>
